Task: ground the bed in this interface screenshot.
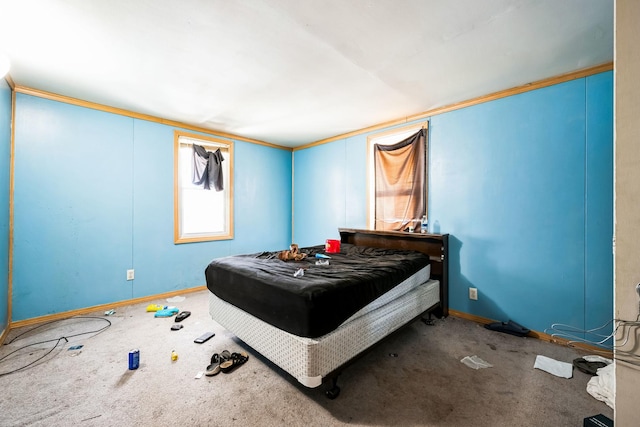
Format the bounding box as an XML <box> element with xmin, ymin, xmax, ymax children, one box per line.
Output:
<box><xmin>205</xmin><ymin>228</ymin><xmax>449</xmax><ymax>398</ymax></box>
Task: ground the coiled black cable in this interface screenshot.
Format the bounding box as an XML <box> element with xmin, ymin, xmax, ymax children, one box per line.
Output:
<box><xmin>0</xmin><ymin>316</ymin><xmax>112</xmax><ymax>377</ymax></box>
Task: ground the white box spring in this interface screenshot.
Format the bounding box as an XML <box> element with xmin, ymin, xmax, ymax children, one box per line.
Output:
<box><xmin>208</xmin><ymin>275</ymin><xmax>440</xmax><ymax>388</ymax></box>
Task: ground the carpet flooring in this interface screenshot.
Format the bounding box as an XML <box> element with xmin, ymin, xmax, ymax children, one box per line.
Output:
<box><xmin>0</xmin><ymin>290</ymin><xmax>613</xmax><ymax>426</ymax></box>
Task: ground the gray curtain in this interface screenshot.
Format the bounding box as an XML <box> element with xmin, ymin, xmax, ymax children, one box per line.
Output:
<box><xmin>192</xmin><ymin>145</ymin><xmax>224</xmax><ymax>191</ymax></box>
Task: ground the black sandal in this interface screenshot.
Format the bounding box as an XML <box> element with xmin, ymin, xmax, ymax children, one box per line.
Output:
<box><xmin>175</xmin><ymin>311</ymin><xmax>191</xmax><ymax>322</ymax></box>
<box><xmin>205</xmin><ymin>353</ymin><xmax>221</xmax><ymax>376</ymax></box>
<box><xmin>220</xmin><ymin>351</ymin><xmax>249</xmax><ymax>374</ymax></box>
<box><xmin>573</xmin><ymin>357</ymin><xmax>607</xmax><ymax>375</ymax></box>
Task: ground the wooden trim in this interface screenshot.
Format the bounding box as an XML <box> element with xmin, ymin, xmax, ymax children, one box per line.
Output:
<box><xmin>173</xmin><ymin>131</ymin><xmax>181</xmax><ymax>244</ymax></box>
<box><xmin>0</xmin><ymin>326</ymin><xmax>9</xmax><ymax>348</ymax></box>
<box><xmin>13</xmin><ymin>85</ymin><xmax>291</xmax><ymax>152</ymax></box>
<box><xmin>449</xmin><ymin>309</ymin><xmax>495</xmax><ymax>325</ymax></box>
<box><xmin>0</xmin><ymin>325</ymin><xmax>9</xmax><ymax>346</ymax></box>
<box><xmin>173</xmin><ymin>130</ymin><xmax>235</xmax><ymax>244</ymax></box>
<box><xmin>10</xmin><ymin>286</ymin><xmax>207</xmax><ymax>329</ymax></box>
<box><xmin>7</xmin><ymin>89</ymin><xmax>16</xmax><ymax>326</ymax></box>
<box><xmin>366</xmin><ymin>120</ymin><xmax>428</xmax><ymax>141</ymax></box>
<box><xmin>449</xmin><ymin>309</ymin><xmax>614</xmax><ymax>357</ymax></box>
<box><xmin>295</xmin><ymin>62</ymin><xmax>614</xmax><ymax>151</ymax></box>
<box><xmin>4</xmin><ymin>73</ymin><xmax>15</xmax><ymax>90</ymax></box>
<box><xmin>294</xmin><ymin>115</ymin><xmax>415</xmax><ymax>151</ymax></box>
<box><xmin>0</xmin><ymin>86</ymin><xmax>11</xmax><ymax>350</ymax></box>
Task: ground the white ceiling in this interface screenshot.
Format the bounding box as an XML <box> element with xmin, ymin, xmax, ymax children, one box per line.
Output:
<box><xmin>0</xmin><ymin>0</ymin><xmax>613</xmax><ymax>147</ymax></box>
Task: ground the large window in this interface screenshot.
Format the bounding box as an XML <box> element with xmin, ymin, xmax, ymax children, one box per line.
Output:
<box><xmin>174</xmin><ymin>130</ymin><xmax>233</xmax><ymax>243</ymax></box>
<box><xmin>367</xmin><ymin>122</ymin><xmax>428</xmax><ymax>231</ymax></box>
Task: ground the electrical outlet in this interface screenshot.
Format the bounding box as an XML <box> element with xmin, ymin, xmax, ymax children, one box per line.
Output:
<box><xmin>126</xmin><ymin>269</ymin><xmax>135</xmax><ymax>281</ymax></box>
<box><xmin>469</xmin><ymin>287</ymin><xmax>478</xmax><ymax>301</ymax></box>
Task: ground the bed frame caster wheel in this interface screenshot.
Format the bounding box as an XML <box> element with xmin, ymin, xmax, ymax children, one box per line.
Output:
<box><xmin>326</xmin><ymin>386</ymin><xmax>340</xmax><ymax>399</ymax></box>
<box><xmin>325</xmin><ymin>376</ymin><xmax>341</xmax><ymax>399</ymax></box>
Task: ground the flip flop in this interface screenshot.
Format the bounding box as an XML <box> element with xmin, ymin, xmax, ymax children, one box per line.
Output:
<box><xmin>573</xmin><ymin>357</ymin><xmax>607</xmax><ymax>375</ymax></box>
<box><xmin>484</xmin><ymin>320</ymin><xmax>530</xmax><ymax>337</ymax></box>
<box><xmin>175</xmin><ymin>311</ymin><xmax>191</xmax><ymax>322</ymax></box>
<box><xmin>154</xmin><ymin>307</ymin><xmax>179</xmax><ymax>317</ymax></box>
<box><xmin>220</xmin><ymin>350</ymin><xmax>231</xmax><ymax>361</ymax></box>
<box><xmin>205</xmin><ymin>353</ymin><xmax>221</xmax><ymax>376</ymax></box>
<box><xmin>220</xmin><ymin>351</ymin><xmax>249</xmax><ymax>374</ymax></box>
<box><xmin>146</xmin><ymin>304</ymin><xmax>165</xmax><ymax>312</ymax></box>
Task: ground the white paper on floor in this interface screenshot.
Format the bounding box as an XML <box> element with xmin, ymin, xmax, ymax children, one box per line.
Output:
<box><xmin>534</xmin><ymin>355</ymin><xmax>573</xmax><ymax>378</ymax></box>
<box><xmin>166</xmin><ymin>296</ymin><xmax>186</xmax><ymax>303</ymax></box>
<box><xmin>460</xmin><ymin>355</ymin><xmax>493</xmax><ymax>369</ymax></box>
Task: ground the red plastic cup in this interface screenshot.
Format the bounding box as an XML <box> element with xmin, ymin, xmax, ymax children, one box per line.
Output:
<box><xmin>325</xmin><ymin>239</ymin><xmax>341</xmax><ymax>253</ymax></box>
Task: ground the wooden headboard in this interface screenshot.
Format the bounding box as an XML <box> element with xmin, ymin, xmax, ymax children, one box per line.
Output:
<box><xmin>339</xmin><ymin>228</ymin><xmax>449</xmax><ymax>318</ymax></box>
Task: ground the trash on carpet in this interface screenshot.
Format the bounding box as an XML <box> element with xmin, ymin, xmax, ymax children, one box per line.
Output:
<box><xmin>104</xmin><ymin>309</ymin><xmax>116</xmax><ymax>316</ymax></box>
<box><xmin>533</xmin><ymin>355</ymin><xmax>572</xmax><ymax>378</ymax></box>
<box><xmin>294</xmin><ymin>268</ymin><xmax>304</xmax><ymax>277</ymax></box>
<box><xmin>166</xmin><ymin>296</ymin><xmax>186</xmax><ymax>303</ymax></box>
<box><xmin>195</xmin><ymin>371</ymin><xmax>204</xmax><ymax>379</ymax></box>
<box><xmin>586</xmin><ymin>363</ymin><xmax>614</xmax><ymax>409</ymax></box>
<box><xmin>68</xmin><ymin>344</ymin><xmax>83</xmax><ymax>357</ymax></box>
<box><xmin>460</xmin><ymin>355</ymin><xmax>493</xmax><ymax>369</ymax></box>
<box><xmin>128</xmin><ymin>349</ymin><xmax>140</xmax><ymax>370</ymax></box>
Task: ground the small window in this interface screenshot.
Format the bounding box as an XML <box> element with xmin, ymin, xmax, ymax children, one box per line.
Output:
<box><xmin>367</xmin><ymin>122</ymin><xmax>428</xmax><ymax>231</ymax></box>
<box><xmin>174</xmin><ymin>130</ymin><xmax>234</xmax><ymax>243</ymax></box>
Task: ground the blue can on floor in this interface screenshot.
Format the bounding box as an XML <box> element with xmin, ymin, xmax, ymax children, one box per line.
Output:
<box><xmin>128</xmin><ymin>349</ymin><xmax>140</xmax><ymax>370</ymax></box>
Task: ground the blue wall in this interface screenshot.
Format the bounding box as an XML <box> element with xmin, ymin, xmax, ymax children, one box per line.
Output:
<box><xmin>294</xmin><ymin>72</ymin><xmax>613</xmax><ymax>336</ymax></box>
<box><xmin>584</xmin><ymin>72</ymin><xmax>614</xmax><ymax>342</ymax></box>
<box><xmin>8</xmin><ymin>71</ymin><xmax>613</xmax><ymax>333</ymax></box>
<box><xmin>0</xmin><ymin>79</ymin><xmax>10</xmax><ymax>333</ymax></box>
<box><xmin>11</xmin><ymin>94</ymin><xmax>292</xmax><ymax>321</ymax></box>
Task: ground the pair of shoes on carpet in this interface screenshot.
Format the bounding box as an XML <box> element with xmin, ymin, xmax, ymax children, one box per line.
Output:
<box><xmin>205</xmin><ymin>350</ymin><xmax>249</xmax><ymax>376</ymax></box>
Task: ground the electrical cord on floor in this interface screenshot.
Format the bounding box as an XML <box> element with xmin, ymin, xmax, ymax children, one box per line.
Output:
<box><xmin>545</xmin><ymin>318</ymin><xmax>617</xmax><ymax>349</ymax></box>
<box><xmin>545</xmin><ymin>318</ymin><xmax>640</xmax><ymax>364</ymax></box>
<box><xmin>0</xmin><ymin>316</ymin><xmax>112</xmax><ymax>377</ymax></box>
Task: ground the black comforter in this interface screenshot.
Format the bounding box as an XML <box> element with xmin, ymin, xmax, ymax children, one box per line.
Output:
<box><xmin>205</xmin><ymin>243</ymin><xmax>430</xmax><ymax>338</ymax></box>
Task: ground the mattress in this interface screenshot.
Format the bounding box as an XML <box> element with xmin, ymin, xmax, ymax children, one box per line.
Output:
<box><xmin>342</xmin><ymin>264</ymin><xmax>430</xmax><ymax>324</ymax></box>
<box><xmin>209</xmin><ymin>276</ymin><xmax>440</xmax><ymax>388</ymax></box>
<box><xmin>205</xmin><ymin>243</ymin><xmax>430</xmax><ymax>338</ymax></box>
